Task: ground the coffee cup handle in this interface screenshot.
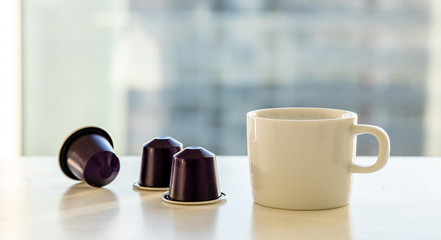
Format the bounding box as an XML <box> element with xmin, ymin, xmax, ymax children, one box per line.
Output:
<box><xmin>350</xmin><ymin>124</ymin><xmax>390</xmax><ymax>173</ymax></box>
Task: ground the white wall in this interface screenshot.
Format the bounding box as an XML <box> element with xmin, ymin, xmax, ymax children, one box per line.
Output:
<box><xmin>425</xmin><ymin>0</ymin><xmax>441</xmax><ymax>155</ymax></box>
<box><xmin>0</xmin><ymin>1</ymin><xmax>21</xmax><ymax>158</ymax></box>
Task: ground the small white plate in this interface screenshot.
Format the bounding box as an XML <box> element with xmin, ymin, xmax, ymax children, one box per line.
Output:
<box><xmin>161</xmin><ymin>192</ymin><xmax>227</xmax><ymax>205</ymax></box>
<box><xmin>132</xmin><ymin>182</ymin><xmax>169</xmax><ymax>191</ymax></box>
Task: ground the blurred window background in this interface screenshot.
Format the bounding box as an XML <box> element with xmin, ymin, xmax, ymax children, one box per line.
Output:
<box><xmin>21</xmin><ymin>0</ymin><xmax>441</xmax><ymax>156</ymax></box>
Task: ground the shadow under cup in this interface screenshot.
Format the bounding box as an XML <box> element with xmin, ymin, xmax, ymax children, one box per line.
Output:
<box><xmin>247</xmin><ymin>107</ymin><xmax>390</xmax><ymax>210</ymax></box>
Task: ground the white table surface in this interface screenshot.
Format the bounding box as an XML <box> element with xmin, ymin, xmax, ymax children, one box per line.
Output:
<box><xmin>0</xmin><ymin>156</ymin><xmax>440</xmax><ymax>240</ymax></box>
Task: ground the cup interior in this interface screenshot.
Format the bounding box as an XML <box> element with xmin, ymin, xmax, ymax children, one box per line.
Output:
<box><xmin>249</xmin><ymin>108</ymin><xmax>356</xmax><ymax>121</ymax></box>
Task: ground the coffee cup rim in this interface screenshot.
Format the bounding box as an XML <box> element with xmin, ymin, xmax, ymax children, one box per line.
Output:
<box><xmin>247</xmin><ymin>107</ymin><xmax>357</xmax><ymax>121</ymax></box>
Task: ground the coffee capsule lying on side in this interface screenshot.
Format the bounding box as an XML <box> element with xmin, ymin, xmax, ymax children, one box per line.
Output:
<box><xmin>59</xmin><ymin>126</ymin><xmax>120</xmax><ymax>187</ymax></box>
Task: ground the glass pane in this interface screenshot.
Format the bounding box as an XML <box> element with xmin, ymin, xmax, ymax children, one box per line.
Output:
<box><xmin>23</xmin><ymin>0</ymin><xmax>437</xmax><ymax>156</ymax></box>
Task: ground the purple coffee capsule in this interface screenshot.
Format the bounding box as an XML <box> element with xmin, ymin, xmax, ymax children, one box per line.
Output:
<box><xmin>59</xmin><ymin>126</ymin><xmax>120</xmax><ymax>188</ymax></box>
<box><xmin>162</xmin><ymin>147</ymin><xmax>226</xmax><ymax>205</ymax></box>
<box><xmin>133</xmin><ymin>137</ymin><xmax>183</xmax><ymax>191</ymax></box>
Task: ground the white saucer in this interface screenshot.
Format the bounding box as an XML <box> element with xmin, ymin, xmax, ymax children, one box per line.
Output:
<box><xmin>132</xmin><ymin>182</ymin><xmax>169</xmax><ymax>191</ymax></box>
<box><xmin>161</xmin><ymin>192</ymin><xmax>227</xmax><ymax>205</ymax></box>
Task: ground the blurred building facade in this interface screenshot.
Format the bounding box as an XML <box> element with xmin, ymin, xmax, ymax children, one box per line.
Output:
<box><xmin>23</xmin><ymin>0</ymin><xmax>431</xmax><ymax>156</ymax></box>
<box><xmin>126</xmin><ymin>0</ymin><xmax>428</xmax><ymax>155</ymax></box>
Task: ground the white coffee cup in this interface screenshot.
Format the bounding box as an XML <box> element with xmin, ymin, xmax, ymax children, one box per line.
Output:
<box><xmin>247</xmin><ymin>107</ymin><xmax>390</xmax><ymax>210</ymax></box>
